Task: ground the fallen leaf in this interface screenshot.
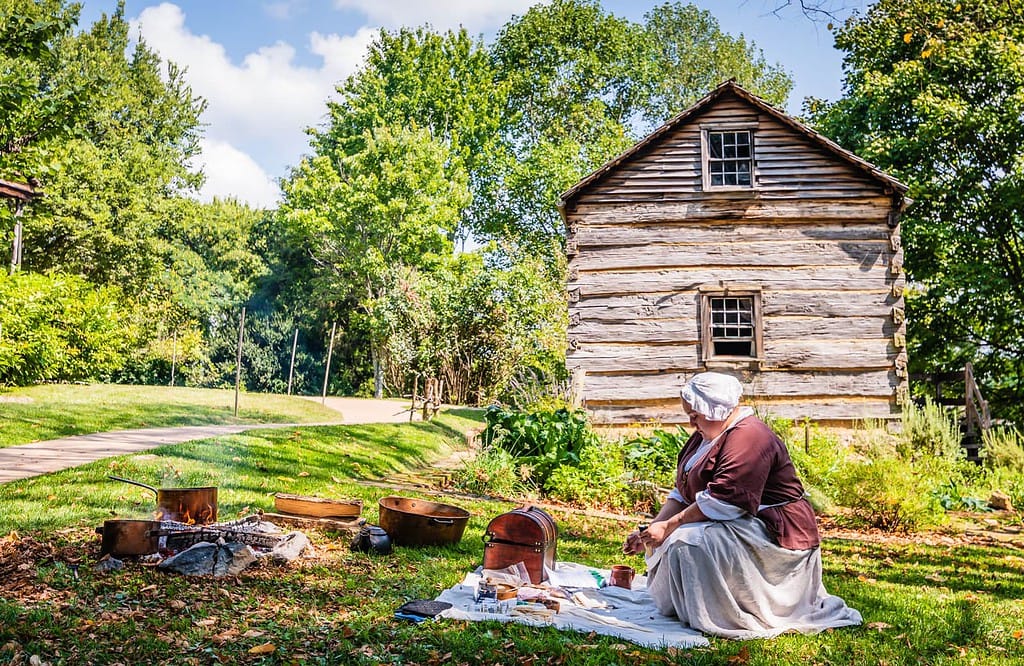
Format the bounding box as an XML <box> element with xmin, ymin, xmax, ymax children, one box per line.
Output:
<box><xmin>211</xmin><ymin>630</ymin><xmax>239</xmax><ymax>644</ymax></box>
<box><xmin>248</xmin><ymin>643</ymin><xmax>276</xmax><ymax>655</ymax></box>
<box><xmin>242</xmin><ymin>630</ymin><xmax>265</xmax><ymax>639</ymax></box>
<box><xmin>139</xmin><ymin>585</ymin><xmax>158</xmax><ymax>594</ymax></box>
<box><xmin>298</xmin><ymin>472</ymin><xmax>310</xmax><ymax>477</ymax></box>
<box><xmin>195</xmin><ymin>618</ymin><xmax>217</xmax><ymax>627</ymax></box>
<box><xmin>169</xmin><ymin>600</ymin><xmax>186</xmax><ymax>610</ymax></box>
<box><xmin>866</xmin><ymin>622</ymin><xmax>892</xmax><ymax>631</ymax></box>
<box><xmin>925</xmin><ymin>573</ymin><xmax>946</xmax><ymax>583</ymax></box>
<box><xmin>727</xmin><ymin>645</ymin><xmax>750</xmax><ymax>664</ymax></box>
<box><xmin>1012</xmin><ymin>629</ymin><xmax>1024</xmax><ymax>640</ymax></box>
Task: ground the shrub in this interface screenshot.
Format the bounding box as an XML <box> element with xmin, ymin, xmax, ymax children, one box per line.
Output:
<box><xmin>0</xmin><ymin>272</ymin><xmax>141</xmax><ymax>385</ymax></box>
<box><xmin>832</xmin><ymin>453</ymin><xmax>945</xmax><ymax>531</ymax></box>
<box><xmin>454</xmin><ymin>445</ymin><xmax>537</xmax><ymax>499</ymax></box>
<box><xmin>545</xmin><ymin>439</ymin><xmax>662</xmax><ymax>514</ymax></box>
<box><xmin>620</xmin><ymin>427</ymin><xmax>685</xmax><ymax>489</ymax></box>
<box><xmin>982</xmin><ymin>426</ymin><xmax>1024</xmax><ymax>475</ymax></box>
<box><xmin>480</xmin><ymin>405</ymin><xmax>600</xmax><ymax>486</ymax></box>
<box><xmin>899</xmin><ymin>398</ymin><xmax>964</xmax><ymax>461</ymax></box>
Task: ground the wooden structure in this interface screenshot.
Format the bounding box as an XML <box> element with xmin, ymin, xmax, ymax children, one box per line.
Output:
<box><xmin>1</xmin><ymin>177</ymin><xmax>39</xmax><ymax>275</ymax></box>
<box><xmin>912</xmin><ymin>362</ymin><xmax>991</xmax><ymax>461</ymax></box>
<box><xmin>558</xmin><ymin>81</ymin><xmax>911</xmax><ymax>426</ymax></box>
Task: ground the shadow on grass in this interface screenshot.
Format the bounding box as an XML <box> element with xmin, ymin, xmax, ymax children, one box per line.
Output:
<box><xmin>825</xmin><ymin>536</ymin><xmax>1024</xmax><ymax>601</ymax></box>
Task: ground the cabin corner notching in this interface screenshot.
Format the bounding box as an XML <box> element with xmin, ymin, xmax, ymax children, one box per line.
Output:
<box><xmin>559</xmin><ymin>81</ymin><xmax>911</xmax><ymax>426</ymax></box>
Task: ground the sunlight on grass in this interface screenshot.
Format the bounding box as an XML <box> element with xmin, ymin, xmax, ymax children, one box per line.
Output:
<box><xmin>0</xmin><ymin>409</ymin><xmax>1022</xmax><ymax>665</ymax></box>
<box><xmin>0</xmin><ymin>383</ymin><xmax>342</xmax><ymax>448</ymax></box>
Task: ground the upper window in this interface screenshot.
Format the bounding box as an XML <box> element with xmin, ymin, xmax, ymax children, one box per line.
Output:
<box><xmin>700</xmin><ymin>289</ymin><xmax>763</xmax><ymax>362</ymax></box>
<box><xmin>702</xmin><ymin>128</ymin><xmax>755</xmax><ymax>189</ymax></box>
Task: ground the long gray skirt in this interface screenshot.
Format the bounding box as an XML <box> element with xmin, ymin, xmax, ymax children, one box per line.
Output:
<box><xmin>645</xmin><ymin>516</ymin><xmax>861</xmax><ymax>639</ymax></box>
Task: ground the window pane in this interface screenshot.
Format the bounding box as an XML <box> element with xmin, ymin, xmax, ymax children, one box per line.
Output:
<box><xmin>709</xmin><ymin>133</ymin><xmax>723</xmax><ymax>158</ymax></box>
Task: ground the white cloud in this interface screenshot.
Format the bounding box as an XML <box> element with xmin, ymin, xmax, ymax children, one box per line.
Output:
<box><xmin>195</xmin><ymin>138</ymin><xmax>281</xmax><ymax>209</ymax></box>
<box><xmin>331</xmin><ymin>0</ymin><xmax>540</xmax><ymax>33</ymax></box>
<box><xmin>130</xmin><ymin>3</ymin><xmax>375</xmax><ymax>207</ymax></box>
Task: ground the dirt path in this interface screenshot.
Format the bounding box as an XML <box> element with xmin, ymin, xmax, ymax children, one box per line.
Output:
<box><xmin>0</xmin><ymin>397</ymin><xmax>423</xmax><ymax>483</ymax></box>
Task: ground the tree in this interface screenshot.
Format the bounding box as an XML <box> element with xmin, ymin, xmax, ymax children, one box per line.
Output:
<box><xmin>637</xmin><ymin>3</ymin><xmax>792</xmax><ymax>124</ymax></box>
<box><xmin>279</xmin><ymin>124</ymin><xmax>470</xmax><ymax>397</ymax></box>
<box><xmin>0</xmin><ymin>0</ymin><xmax>89</xmax><ymax>177</ymax></box>
<box><xmin>21</xmin><ymin>6</ymin><xmax>206</xmax><ymax>293</ymax></box>
<box><xmin>809</xmin><ymin>0</ymin><xmax>1024</xmax><ymax>423</ymax></box>
<box><xmin>489</xmin><ymin>0</ymin><xmax>793</xmax><ymax>259</ymax></box>
<box><xmin>373</xmin><ymin>252</ymin><xmax>567</xmax><ymax>405</ymax></box>
<box><xmin>316</xmin><ymin>27</ymin><xmax>502</xmax><ymax>248</ymax></box>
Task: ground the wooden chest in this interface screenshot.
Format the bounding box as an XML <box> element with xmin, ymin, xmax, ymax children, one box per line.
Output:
<box><xmin>483</xmin><ymin>505</ymin><xmax>557</xmax><ymax>584</ymax></box>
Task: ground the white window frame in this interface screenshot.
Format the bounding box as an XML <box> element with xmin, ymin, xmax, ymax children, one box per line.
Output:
<box><xmin>699</xmin><ymin>286</ymin><xmax>764</xmax><ymax>363</ymax></box>
<box><xmin>700</xmin><ymin>124</ymin><xmax>757</xmax><ymax>191</ymax></box>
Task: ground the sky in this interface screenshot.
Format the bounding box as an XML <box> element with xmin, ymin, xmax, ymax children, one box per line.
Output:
<box><xmin>75</xmin><ymin>0</ymin><xmax>869</xmax><ymax>209</ymax></box>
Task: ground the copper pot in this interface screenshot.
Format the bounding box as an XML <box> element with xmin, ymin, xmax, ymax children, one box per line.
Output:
<box><xmin>108</xmin><ymin>476</ymin><xmax>218</xmax><ymax>524</ymax></box>
<box><xmin>97</xmin><ymin>519</ymin><xmax>161</xmax><ymax>556</ymax></box>
<box><xmin>378</xmin><ymin>496</ymin><xmax>469</xmax><ymax>547</ymax></box>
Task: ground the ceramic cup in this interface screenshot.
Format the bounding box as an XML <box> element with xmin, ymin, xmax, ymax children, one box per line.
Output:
<box><xmin>609</xmin><ymin>564</ymin><xmax>635</xmax><ymax>589</ymax></box>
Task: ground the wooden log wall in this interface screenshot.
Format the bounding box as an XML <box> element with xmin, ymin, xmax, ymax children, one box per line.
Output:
<box><xmin>565</xmin><ymin>92</ymin><xmax>907</xmax><ymax>426</ymax></box>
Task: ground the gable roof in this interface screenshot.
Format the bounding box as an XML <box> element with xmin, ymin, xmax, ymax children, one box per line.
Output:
<box><xmin>558</xmin><ymin>79</ymin><xmax>909</xmax><ymax>209</ymax></box>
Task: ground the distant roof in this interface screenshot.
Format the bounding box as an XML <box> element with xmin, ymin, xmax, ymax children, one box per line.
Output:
<box><xmin>559</xmin><ymin>79</ymin><xmax>909</xmax><ymax>208</ymax></box>
<box><xmin>0</xmin><ymin>178</ymin><xmax>39</xmax><ymax>201</ymax></box>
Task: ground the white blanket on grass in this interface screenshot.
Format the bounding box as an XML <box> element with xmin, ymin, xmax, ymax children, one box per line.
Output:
<box><xmin>435</xmin><ymin>562</ymin><xmax>709</xmax><ymax>649</ymax></box>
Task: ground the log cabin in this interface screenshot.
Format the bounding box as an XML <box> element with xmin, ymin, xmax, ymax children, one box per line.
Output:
<box><xmin>558</xmin><ymin>80</ymin><xmax>910</xmax><ymax>426</ymax></box>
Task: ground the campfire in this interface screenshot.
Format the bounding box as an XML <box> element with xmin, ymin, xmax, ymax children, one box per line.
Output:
<box><xmin>98</xmin><ymin>481</ymin><xmax>359</xmax><ymax>577</ymax></box>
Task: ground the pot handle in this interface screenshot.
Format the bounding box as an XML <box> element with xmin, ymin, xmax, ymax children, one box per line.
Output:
<box><xmin>429</xmin><ymin>518</ymin><xmax>455</xmax><ymax>526</ymax></box>
<box><xmin>108</xmin><ymin>475</ymin><xmax>159</xmax><ymax>495</ymax></box>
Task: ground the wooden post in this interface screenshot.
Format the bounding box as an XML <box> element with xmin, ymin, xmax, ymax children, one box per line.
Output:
<box><xmin>9</xmin><ymin>201</ymin><xmax>23</xmax><ymax>275</ymax></box>
<box><xmin>410</xmin><ymin>375</ymin><xmax>418</xmax><ymax>422</ymax></box>
<box><xmin>321</xmin><ymin>322</ymin><xmax>337</xmax><ymax>405</ymax></box>
<box><xmin>233</xmin><ymin>307</ymin><xmax>246</xmax><ymax>417</ymax></box>
<box><xmin>287</xmin><ymin>328</ymin><xmax>298</xmax><ymax>395</ymax></box>
<box><xmin>170</xmin><ymin>331</ymin><xmax>177</xmax><ymax>387</ymax></box>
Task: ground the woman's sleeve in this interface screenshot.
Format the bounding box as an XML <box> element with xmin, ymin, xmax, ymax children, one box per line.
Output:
<box><xmin>694</xmin><ymin>490</ymin><xmax>746</xmax><ymax>520</ymax></box>
<box><xmin>666</xmin><ymin>487</ymin><xmax>688</xmax><ymax>505</ymax></box>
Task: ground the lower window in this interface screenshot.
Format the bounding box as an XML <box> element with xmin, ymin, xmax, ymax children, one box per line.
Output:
<box><xmin>701</xmin><ymin>290</ymin><xmax>762</xmax><ymax>361</ymax></box>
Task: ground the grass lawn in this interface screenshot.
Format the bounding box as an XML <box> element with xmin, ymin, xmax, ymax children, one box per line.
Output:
<box><xmin>0</xmin><ymin>384</ymin><xmax>343</xmax><ymax>449</ymax></box>
<box><xmin>1</xmin><ymin>411</ymin><xmax>1023</xmax><ymax>665</ymax></box>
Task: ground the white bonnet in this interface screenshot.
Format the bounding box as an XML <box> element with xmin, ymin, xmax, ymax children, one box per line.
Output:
<box><xmin>680</xmin><ymin>372</ymin><xmax>742</xmax><ymax>421</ymax></box>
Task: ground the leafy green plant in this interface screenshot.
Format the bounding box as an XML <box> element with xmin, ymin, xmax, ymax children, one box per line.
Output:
<box><xmin>620</xmin><ymin>427</ymin><xmax>685</xmax><ymax>488</ymax></box>
<box><xmin>546</xmin><ymin>440</ymin><xmax>638</xmax><ymax>512</ymax></box>
<box><xmin>480</xmin><ymin>405</ymin><xmax>600</xmax><ymax>486</ymax></box>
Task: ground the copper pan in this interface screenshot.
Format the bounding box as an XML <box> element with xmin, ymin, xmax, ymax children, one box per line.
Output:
<box><xmin>108</xmin><ymin>475</ymin><xmax>218</xmax><ymax>524</ymax></box>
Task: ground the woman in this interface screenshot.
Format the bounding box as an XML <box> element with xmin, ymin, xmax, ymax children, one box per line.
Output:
<box><xmin>624</xmin><ymin>372</ymin><xmax>861</xmax><ymax>639</ymax></box>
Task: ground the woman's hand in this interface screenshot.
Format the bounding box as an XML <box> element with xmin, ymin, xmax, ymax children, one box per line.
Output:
<box><xmin>640</xmin><ymin>520</ymin><xmax>671</xmax><ymax>549</ymax></box>
<box><xmin>622</xmin><ymin>530</ymin><xmax>644</xmax><ymax>555</ymax></box>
